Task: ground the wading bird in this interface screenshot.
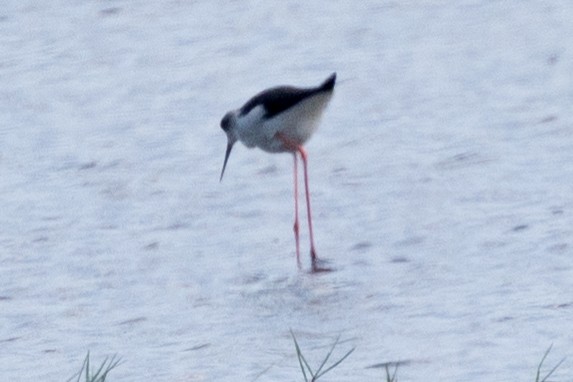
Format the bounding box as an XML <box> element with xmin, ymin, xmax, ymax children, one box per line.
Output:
<box><xmin>219</xmin><ymin>73</ymin><xmax>336</xmax><ymax>272</ymax></box>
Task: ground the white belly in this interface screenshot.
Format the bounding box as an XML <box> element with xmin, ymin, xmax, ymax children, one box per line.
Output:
<box><xmin>237</xmin><ymin>92</ymin><xmax>333</xmax><ymax>153</ymax></box>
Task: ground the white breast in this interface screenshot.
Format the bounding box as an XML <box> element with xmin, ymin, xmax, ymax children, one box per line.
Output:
<box><xmin>236</xmin><ymin>92</ymin><xmax>333</xmax><ymax>153</ymax></box>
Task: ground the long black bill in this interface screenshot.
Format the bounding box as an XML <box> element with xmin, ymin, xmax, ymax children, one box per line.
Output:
<box><xmin>219</xmin><ymin>141</ymin><xmax>234</xmax><ymax>182</ymax></box>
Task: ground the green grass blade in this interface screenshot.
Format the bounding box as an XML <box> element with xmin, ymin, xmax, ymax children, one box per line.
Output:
<box><xmin>92</xmin><ymin>356</ymin><xmax>109</xmax><ymax>379</ymax></box>
<box><xmin>315</xmin><ymin>346</ymin><xmax>355</xmax><ymax>379</ymax></box>
<box><xmin>536</xmin><ymin>344</ymin><xmax>553</xmax><ymax>382</ymax></box>
<box><xmin>67</xmin><ymin>353</ymin><xmax>89</xmax><ymax>382</ymax></box>
<box><xmin>291</xmin><ymin>331</ymin><xmax>310</xmax><ymax>382</ymax></box>
<box><xmin>384</xmin><ymin>363</ymin><xmax>399</xmax><ymax>382</ymax></box>
<box><xmin>68</xmin><ymin>352</ymin><xmax>121</xmax><ymax>382</ymax></box>
<box><xmin>290</xmin><ymin>331</ymin><xmax>354</xmax><ymax>382</ymax></box>
<box><xmin>392</xmin><ymin>364</ymin><xmax>399</xmax><ymax>381</ymax></box>
<box><xmin>313</xmin><ymin>335</ymin><xmax>340</xmax><ymax>377</ymax></box>
<box><xmin>85</xmin><ymin>352</ymin><xmax>90</xmax><ymax>381</ymax></box>
<box><xmin>541</xmin><ymin>357</ymin><xmax>565</xmax><ymax>382</ymax></box>
<box><xmin>535</xmin><ymin>344</ymin><xmax>566</xmax><ymax>382</ymax></box>
<box><xmin>100</xmin><ymin>355</ymin><xmax>122</xmax><ymax>381</ymax></box>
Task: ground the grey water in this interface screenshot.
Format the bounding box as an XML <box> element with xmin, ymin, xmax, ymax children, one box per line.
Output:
<box><xmin>1</xmin><ymin>1</ymin><xmax>572</xmax><ymax>381</ymax></box>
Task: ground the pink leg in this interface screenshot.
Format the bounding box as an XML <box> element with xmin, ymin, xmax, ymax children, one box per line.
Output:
<box><xmin>297</xmin><ymin>146</ymin><xmax>319</xmax><ymax>269</ymax></box>
<box><xmin>293</xmin><ymin>153</ymin><xmax>301</xmax><ymax>269</ymax></box>
<box><xmin>277</xmin><ymin>132</ymin><xmax>329</xmax><ymax>272</ymax></box>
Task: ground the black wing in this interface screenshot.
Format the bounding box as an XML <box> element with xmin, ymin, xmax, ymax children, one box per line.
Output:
<box><xmin>239</xmin><ymin>73</ymin><xmax>336</xmax><ymax>119</ymax></box>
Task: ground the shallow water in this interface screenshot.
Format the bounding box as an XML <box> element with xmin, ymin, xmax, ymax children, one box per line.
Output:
<box><xmin>1</xmin><ymin>1</ymin><xmax>572</xmax><ymax>381</ymax></box>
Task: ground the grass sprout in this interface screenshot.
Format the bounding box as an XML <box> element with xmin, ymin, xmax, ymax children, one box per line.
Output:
<box><xmin>291</xmin><ymin>330</ymin><xmax>355</xmax><ymax>382</ymax></box>
<box><xmin>67</xmin><ymin>352</ymin><xmax>122</xmax><ymax>382</ymax></box>
<box><xmin>535</xmin><ymin>345</ymin><xmax>565</xmax><ymax>382</ymax></box>
<box><xmin>384</xmin><ymin>363</ymin><xmax>399</xmax><ymax>382</ymax></box>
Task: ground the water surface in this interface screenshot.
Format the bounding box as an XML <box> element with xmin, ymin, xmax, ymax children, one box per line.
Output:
<box><xmin>1</xmin><ymin>1</ymin><xmax>572</xmax><ymax>381</ymax></box>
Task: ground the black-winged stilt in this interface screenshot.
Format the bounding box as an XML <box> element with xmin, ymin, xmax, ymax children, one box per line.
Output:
<box><xmin>219</xmin><ymin>73</ymin><xmax>336</xmax><ymax>272</ymax></box>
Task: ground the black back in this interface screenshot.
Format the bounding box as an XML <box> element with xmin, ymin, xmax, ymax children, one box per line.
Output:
<box><xmin>239</xmin><ymin>73</ymin><xmax>336</xmax><ymax>119</ymax></box>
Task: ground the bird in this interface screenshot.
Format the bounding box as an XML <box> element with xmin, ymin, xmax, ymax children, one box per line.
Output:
<box><xmin>219</xmin><ymin>72</ymin><xmax>336</xmax><ymax>272</ymax></box>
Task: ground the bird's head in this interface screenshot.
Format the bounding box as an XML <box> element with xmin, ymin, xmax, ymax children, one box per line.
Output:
<box><xmin>219</xmin><ymin>111</ymin><xmax>239</xmax><ymax>182</ymax></box>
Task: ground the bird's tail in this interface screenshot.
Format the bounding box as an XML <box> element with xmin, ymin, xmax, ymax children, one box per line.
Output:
<box><xmin>319</xmin><ymin>72</ymin><xmax>336</xmax><ymax>92</ymax></box>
